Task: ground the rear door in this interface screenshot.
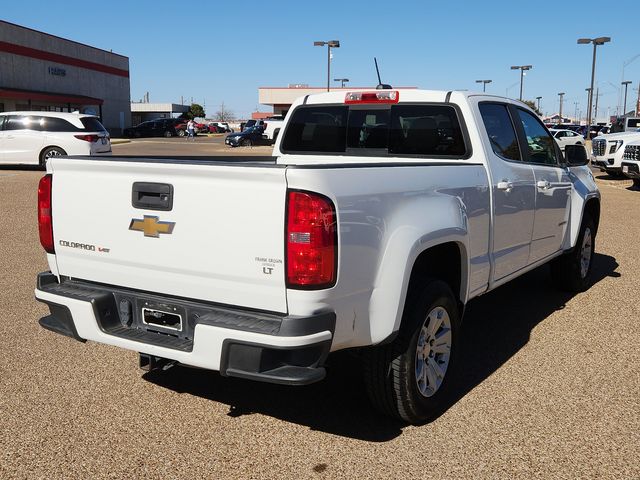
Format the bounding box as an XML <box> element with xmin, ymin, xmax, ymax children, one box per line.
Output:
<box><xmin>478</xmin><ymin>102</ymin><xmax>536</xmax><ymax>281</ymax></box>
<box><xmin>2</xmin><ymin>115</ymin><xmax>45</xmax><ymax>164</ymax></box>
<box><xmin>50</xmin><ymin>158</ymin><xmax>289</xmax><ymax>313</ymax></box>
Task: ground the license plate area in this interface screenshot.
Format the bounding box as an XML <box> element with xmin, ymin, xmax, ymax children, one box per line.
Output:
<box><xmin>623</xmin><ymin>166</ymin><xmax>629</xmax><ymax>173</ymax></box>
<box><xmin>141</xmin><ymin>303</ymin><xmax>183</xmax><ymax>332</ymax></box>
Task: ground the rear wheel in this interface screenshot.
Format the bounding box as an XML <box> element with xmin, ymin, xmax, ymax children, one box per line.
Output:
<box><xmin>551</xmin><ymin>213</ymin><xmax>595</xmax><ymax>292</ymax></box>
<box><xmin>363</xmin><ymin>280</ymin><xmax>461</xmax><ymax>424</ymax></box>
<box><xmin>177</xmin><ymin>129</ymin><xmax>185</xmax><ymax>137</ymax></box>
<box><xmin>40</xmin><ymin>147</ymin><xmax>67</xmax><ymax>167</ymax></box>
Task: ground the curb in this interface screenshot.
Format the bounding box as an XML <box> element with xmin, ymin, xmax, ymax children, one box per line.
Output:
<box><xmin>110</xmin><ymin>139</ymin><xmax>131</xmax><ymax>145</ymax></box>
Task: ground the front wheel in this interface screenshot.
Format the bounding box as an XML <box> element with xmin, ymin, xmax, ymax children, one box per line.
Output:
<box><xmin>550</xmin><ymin>213</ymin><xmax>595</xmax><ymax>292</ymax></box>
<box><xmin>363</xmin><ymin>280</ymin><xmax>461</xmax><ymax>424</ymax></box>
<box><xmin>633</xmin><ymin>178</ymin><xmax>640</xmax><ymax>189</ymax></box>
<box><xmin>164</xmin><ymin>130</ymin><xmax>173</xmax><ymax>138</ymax></box>
<box><xmin>177</xmin><ymin>129</ymin><xmax>185</xmax><ymax>137</ymax></box>
<box><xmin>240</xmin><ymin>138</ymin><xmax>252</xmax><ymax>147</ymax></box>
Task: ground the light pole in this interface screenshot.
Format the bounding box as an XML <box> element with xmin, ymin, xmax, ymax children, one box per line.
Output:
<box><xmin>577</xmin><ymin>36</ymin><xmax>611</xmax><ymax>140</ymax></box>
<box><xmin>622</xmin><ymin>80</ymin><xmax>632</xmax><ymax>115</ymax></box>
<box><xmin>510</xmin><ymin>65</ymin><xmax>532</xmax><ymax>100</ymax></box>
<box><xmin>313</xmin><ymin>40</ymin><xmax>340</xmax><ymax>92</ymax></box>
<box><xmin>536</xmin><ymin>96</ymin><xmax>542</xmax><ymax>112</ymax></box>
<box><xmin>558</xmin><ymin>92</ymin><xmax>565</xmax><ymax>124</ymax></box>
<box><xmin>475</xmin><ymin>79</ymin><xmax>492</xmax><ymax>92</ymax></box>
<box><xmin>334</xmin><ymin>78</ymin><xmax>349</xmax><ymax>88</ymax></box>
<box><xmin>585</xmin><ymin>88</ymin><xmax>592</xmax><ymax>124</ymax></box>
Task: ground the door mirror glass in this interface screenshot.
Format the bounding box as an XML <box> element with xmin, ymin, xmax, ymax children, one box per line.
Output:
<box><xmin>565</xmin><ymin>144</ymin><xmax>588</xmax><ymax>166</ymax></box>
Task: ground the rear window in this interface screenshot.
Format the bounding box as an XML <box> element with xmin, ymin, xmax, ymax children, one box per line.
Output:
<box><xmin>80</xmin><ymin>117</ymin><xmax>107</xmax><ymax>132</ymax></box>
<box><xmin>42</xmin><ymin>117</ymin><xmax>81</xmax><ymax>132</ymax></box>
<box><xmin>281</xmin><ymin>104</ymin><xmax>468</xmax><ymax>157</ymax></box>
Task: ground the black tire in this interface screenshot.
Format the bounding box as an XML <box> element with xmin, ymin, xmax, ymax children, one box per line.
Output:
<box><xmin>633</xmin><ymin>178</ymin><xmax>640</xmax><ymax>189</ymax></box>
<box><xmin>550</xmin><ymin>213</ymin><xmax>595</xmax><ymax>292</ymax></box>
<box><xmin>240</xmin><ymin>138</ymin><xmax>252</xmax><ymax>147</ymax></box>
<box><xmin>363</xmin><ymin>279</ymin><xmax>461</xmax><ymax>424</ymax></box>
<box><xmin>177</xmin><ymin>129</ymin><xmax>185</xmax><ymax>137</ymax></box>
<box><xmin>164</xmin><ymin>130</ymin><xmax>173</xmax><ymax>138</ymax></box>
<box><xmin>40</xmin><ymin>147</ymin><xmax>67</xmax><ymax>167</ymax></box>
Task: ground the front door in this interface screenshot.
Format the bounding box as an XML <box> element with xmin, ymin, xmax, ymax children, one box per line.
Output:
<box><xmin>514</xmin><ymin>108</ymin><xmax>572</xmax><ymax>263</ymax></box>
<box><xmin>1</xmin><ymin>115</ymin><xmax>45</xmax><ymax>165</ymax></box>
<box><xmin>478</xmin><ymin>102</ymin><xmax>536</xmax><ymax>281</ymax></box>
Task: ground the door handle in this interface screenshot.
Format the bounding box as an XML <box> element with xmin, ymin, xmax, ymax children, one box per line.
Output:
<box><xmin>497</xmin><ymin>180</ymin><xmax>514</xmax><ymax>192</ymax></box>
<box><xmin>536</xmin><ymin>180</ymin><xmax>551</xmax><ymax>190</ymax></box>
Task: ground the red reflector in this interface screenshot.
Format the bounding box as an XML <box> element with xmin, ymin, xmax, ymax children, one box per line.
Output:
<box><xmin>38</xmin><ymin>174</ymin><xmax>55</xmax><ymax>254</ymax></box>
<box><xmin>74</xmin><ymin>134</ymin><xmax>100</xmax><ymax>142</ymax></box>
<box><xmin>345</xmin><ymin>90</ymin><xmax>399</xmax><ymax>104</ymax></box>
<box><xmin>286</xmin><ymin>191</ymin><xmax>337</xmax><ymax>288</ymax></box>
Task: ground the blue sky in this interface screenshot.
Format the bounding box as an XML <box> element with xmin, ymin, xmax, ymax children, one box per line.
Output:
<box><xmin>3</xmin><ymin>1</ymin><xmax>639</xmax><ymax>120</ymax></box>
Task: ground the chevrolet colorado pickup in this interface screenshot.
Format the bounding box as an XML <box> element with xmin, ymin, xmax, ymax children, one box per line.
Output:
<box><xmin>35</xmin><ymin>90</ymin><xmax>600</xmax><ymax>424</ymax></box>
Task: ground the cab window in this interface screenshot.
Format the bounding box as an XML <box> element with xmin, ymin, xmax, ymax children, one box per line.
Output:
<box><xmin>516</xmin><ymin>109</ymin><xmax>557</xmax><ymax>165</ymax></box>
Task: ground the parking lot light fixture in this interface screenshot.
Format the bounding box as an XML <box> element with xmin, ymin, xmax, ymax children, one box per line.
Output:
<box><xmin>510</xmin><ymin>65</ymin><xmax>532</xmax><ymax>100</ymax></box>
<box><xmin>475</xmin><ymin>79</ymin><xmax>492</xmax><ymax>92</ymax></box>
<box><xmin>536</xmin><ymin>96</ymin><xmax>542</xmax><ymax>112</ymax></box>
<box><xmin>577</xmin><ymin>36</ymin><xmax>611</xmax><ymax>139</ymax></box>
<box><xmin>558</xmin><ymin>92</ymin><xmax>565</xmax><ymax>124</ymax></box>
<box><xmin>622</xmin><ymin>80</ymin><xmax>632</xmax><ymax>115</ymax></box>
<box><xmin>314</xmin><ymin>40</ymin><xmax>340</xmax><ymax>92</ymax></box>
<box><xmin>334</xmin><ymin>78</ymin><xmax>349</xmax><ymax>88</ymax></box>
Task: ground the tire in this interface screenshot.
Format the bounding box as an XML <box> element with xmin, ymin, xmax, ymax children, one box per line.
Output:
<box><xmin>633</xmin><ymin>178</ymin><xmax>640</xmax><ymax>189</ymax></box>
<box><xmin>550</xmin><ymin>213</ymin><xmax>595</xmax><ymax>292</ymax></box>
<box><xmin>177</xmin><ymin>129</ymin><xmax>185</xmax><ymax>137</ymax></box>
<box><xmin>363</xmin><ymin>279</ymin><xmax>461</xmax><ymax>424</ymax></box>
<box><xmin>40</xmin><ymin>147</ymin><xmax>67</xmax><ymax>167</ymax></box>
<box><xmin>164</xmin><ymin>130</ymin><xmax>173</xmax><ymax>138</ymax></box>
<box><xmin>240</xmin><ymin>138</ymin><xmax>252</xmax><ymax>147</ymax></box>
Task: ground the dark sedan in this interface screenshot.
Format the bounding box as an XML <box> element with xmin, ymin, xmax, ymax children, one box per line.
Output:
<box><xmin>123</xmin><ymin>118</ymin><xmax>182</xmax><ymax>138</ymax></box>
<box><xmin>224</xmin><ymin>126</ymin><xmax>269</xmax><ymax>147</ymax></box>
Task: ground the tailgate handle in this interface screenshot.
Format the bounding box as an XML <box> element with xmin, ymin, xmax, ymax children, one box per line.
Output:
<box><xmin>132</xmin><ymin>182</ymin><xmax>173</xmax><ymax>211</ymax></box>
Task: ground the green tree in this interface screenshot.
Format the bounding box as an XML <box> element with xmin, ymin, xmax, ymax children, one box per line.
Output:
<box><xmin>523</xmin><ymin>100</ymin><xmax>542</xmax><ymax>116</ymax></box>
<box><xmin>189</xmin><ymin>103</ymin><xmax>205</xmax><ymax>119</ymax></box>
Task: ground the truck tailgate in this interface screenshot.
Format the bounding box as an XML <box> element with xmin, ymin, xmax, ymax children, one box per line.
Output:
<box><xmin>49</xmin><ymin>158</ymin><xmax>288</xmax><ymax>313</ymax></box>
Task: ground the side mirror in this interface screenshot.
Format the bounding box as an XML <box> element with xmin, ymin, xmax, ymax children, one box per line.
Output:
<box><xmin>565</xmin><ymin>144</ymin><xmax>588</xmax><ymax>166</ymax></box>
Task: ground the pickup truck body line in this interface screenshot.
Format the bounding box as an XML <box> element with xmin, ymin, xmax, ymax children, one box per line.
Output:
<box><xmin>35</xmin><ymin>89</ymin><xmax>599</xmax><ymax>384</ymax></box>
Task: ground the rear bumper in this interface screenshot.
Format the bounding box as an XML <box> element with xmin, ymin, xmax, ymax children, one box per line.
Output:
<box><xmin>35</xmin><ymin>272</ymin><xmax>334</xmax><ymax>385</ymax></box>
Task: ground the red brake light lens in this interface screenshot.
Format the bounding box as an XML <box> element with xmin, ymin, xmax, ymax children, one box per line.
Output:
<box><xmin>38</xmin><ymin>174</ymin><xmax>54</xmax><ymax>254</ymax></box>
<box><xmin>345</xmin><ymin>90</ymin><xmax>399</xmax><ymax>104</ymax></box>
<box><xmin>74</xmin><ymin>134</ymin><xmax>100</xmax><ymax>142</ymax></box>
<box><xmin>286</xmin><ymin>191</ymin><xmax>337</xmax><ymax>288</ymax></box>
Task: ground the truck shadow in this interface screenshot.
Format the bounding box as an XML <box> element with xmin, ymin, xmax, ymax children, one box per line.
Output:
<box><xmin>143</xmin><ymin>252</ymin><xmax>619</xmax><ymax>442</ymax></box>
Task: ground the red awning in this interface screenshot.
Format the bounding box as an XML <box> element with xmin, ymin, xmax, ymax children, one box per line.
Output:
<box><xmin>0</xmin><ymin>88</ymin><xmax>103</xmax><ymax>105</ymax></box>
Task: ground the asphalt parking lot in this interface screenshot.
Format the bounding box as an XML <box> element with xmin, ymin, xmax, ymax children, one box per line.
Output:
<box><xmin>0</xmin><ymin>145</ymin><xmax>638</xmax><ymax>479</ymax></box>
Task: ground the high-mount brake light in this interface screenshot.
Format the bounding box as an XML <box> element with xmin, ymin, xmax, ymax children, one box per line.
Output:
<box><xmin>74</xmin><ymin>134</ymin><xmax>100</xmax><ymax>142</ymax></box>
<box><xmin>344</xmin><ymin>90</ymin><xmax>399</xmax><ymax>104</ymax></box>
<box><xmin>38</xmin><ymin>174</ymin><xmax>55</xmax><ymax>254</ymax></box>
<box><xmin>286</xmin><ymin>190</ymin><xmax>337</xmax><ymax>288</ymax></box>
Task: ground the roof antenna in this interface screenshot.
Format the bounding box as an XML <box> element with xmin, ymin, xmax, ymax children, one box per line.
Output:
<box><xmin>374</xmin><ymin>57</ymin><xmax>392</xmax><ymax>90</ymax></box>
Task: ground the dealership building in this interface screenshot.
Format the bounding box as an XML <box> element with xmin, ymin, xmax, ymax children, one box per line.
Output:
<box><xmin>0</xmin><ymin>20</ymin><xmax>131</xmax><ymax>134</ymax></box>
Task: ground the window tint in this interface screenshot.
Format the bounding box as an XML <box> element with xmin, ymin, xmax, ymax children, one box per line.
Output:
<box><xmin>479</xmin><ymin>104</ymin><xmax>521</xmax><ymax>161</ymax></box>
<box><xmin>389</xmin><ymin>105</ymin><xmax>466</xmax><ymax>156</ymax></box>
<box><xmin>281</xmin><ymin>104</ymin><xmax>467</xmax><ymax>157</ymax></box>
<box><xmin>43</xmin><ymin>117</ymin><xmax>80</xmax><ymax>132</ymax></box>
<box><xmin>282</xmin><ymin>106</ymin><xmax>348</xmax><ymax>152</ymax></box>
<box><xmin>3</xmin><ymin>115</ymin><xmax>45</xmax><ymax>131</ymax></box>
<box><xmin>517</xmin><ymin>109</ymin><xmax>557</xmax><ymax>165</ymax></box>
<box><xmin>554</xmin><ymin>131</ymin><xmax>565</xmax><ymax>138</ymax></box>
<box><xmin>80</xmin><ymin>117</ymin><xmax>107</xmax><ymax>132</ymax></box>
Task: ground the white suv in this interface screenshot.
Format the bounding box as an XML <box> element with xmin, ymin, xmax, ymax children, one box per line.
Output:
<box><xmin>0</xmin><ymin>111</ymin><xmax>111</xmax><ymax>167</ymax></box>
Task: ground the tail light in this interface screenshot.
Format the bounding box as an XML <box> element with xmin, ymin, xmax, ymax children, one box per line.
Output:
<box><xmin>345</xmin><ymin>90</ymin><xmax>399</xmax><ymax>104</ymax></box>
<box><xmin>74</xmin><ymin>134</ymin><xmax>100</xmax><ymax>142</ymax></box>
<box><xmin>286</xmin><ymin>190</ymin><xmax>337</xmax><ymax>288</ymax></box>
<box><xmin>38</xmin><ymin>174</ymin><xmax>55</xmax><ymax>254</ymax></box>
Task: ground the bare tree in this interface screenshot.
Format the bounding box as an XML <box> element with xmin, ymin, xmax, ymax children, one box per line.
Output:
<box><xmin>215</xmin><ymin>102</ymin><xmax>236</xmax><ymax>122</ymax></box>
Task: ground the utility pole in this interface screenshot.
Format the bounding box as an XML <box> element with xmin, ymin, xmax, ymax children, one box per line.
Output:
<box><xmin>536</xmin><ymin>96</ymin><xmax>542</xmax><ymax>112</ymax></box>
<box><xmin>594</xmin><ymin>87</ymin><xmax>600</xmax><ymax>120</ymax></box>
<box><xmin>558</xmin><ymin>92</ymin><xmax>565</xmax><ymax>124</ymax></box>
<box><xmin>622</xmin><ymin>80</ymin><xmax>632</xmax><ymax>115</ymax></box>
<box><xmin>574</xmin><ymin>101</ymin><xmax>579</xmax><ymax>123</ymax></box>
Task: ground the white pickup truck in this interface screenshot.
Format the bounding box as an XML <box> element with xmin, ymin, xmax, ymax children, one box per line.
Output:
<box><xmin>621</xmin><ymin>140</ymin><xmax>640</xmax><ymax>187</ymax></box>
<box><xmin>261</xmin><ymin>116</ymin><xmax>285</xmax><ymax>143</ymax></box>
<box><xmin>35</xmin><ymin>89</ymin><xmax>600</xmax><ymax>424</ymax></box>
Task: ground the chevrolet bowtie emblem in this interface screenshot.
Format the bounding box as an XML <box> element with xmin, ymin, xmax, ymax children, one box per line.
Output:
<box><xmin>129</xmin><ymin>215</ymin><xmax>175</xmax><ymax>238</ymax></box>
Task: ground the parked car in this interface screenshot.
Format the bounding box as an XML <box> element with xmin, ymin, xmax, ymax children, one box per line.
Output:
<box><xmin>592</xmin><ymin>129</ymin><xmax>640</xmax><ymax>176</ymax></box>
<box><xmin>208</xmin><ymin>122</ymin><xmax>232</xmax><ymax>133</ymax></box>
<box><xmin>262</xmin><ymin>116</ymin><xmax>285</xmax><ymax>143</ymax></box>
<box><xmin>0</xmin><ymin>111</ymin><xmax>111</xmax><ymax>166</ymax></box>
<box><xmin>35</xmin><ymin>89</ymin><xmax>600</xmax><ymax>424</ymax></box>
<box><xmin>224</xmin><ymin>126</ymin><xmax>268</xmax><ymax>147</ymax></box>
<box><xmin>621</xmin><ymin>140</ymin><xmax>640</xmax><ymax>188</ymax></box>
<box><xmin>124</xmin><ymin>118</ymin><xmax>183</xmax><ymax>138</ymax></box>
<box><xmin>241</xmin><ymin>119</ymin><xmax>265</xmax><ymax>132</ymax></box>
<box><xmin>549</xmin><ymin>128</ymin><xmax>585</xmax><ymax>151</ymax></box>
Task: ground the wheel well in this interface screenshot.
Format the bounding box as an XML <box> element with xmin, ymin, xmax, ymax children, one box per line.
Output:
<box><xmin>406</xmin><ymin>242</ymin><xmax>463</xmax><ymax>306</ymax></box>
<box><xmin>39</xmin><ymin>146</ymin><xmax>66</xmax><ymax>162</ymax></box>
<box><xmin>584</xmin><ymin>198</ymin><xmax>600</xmax><ymax>235</ymax></box>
